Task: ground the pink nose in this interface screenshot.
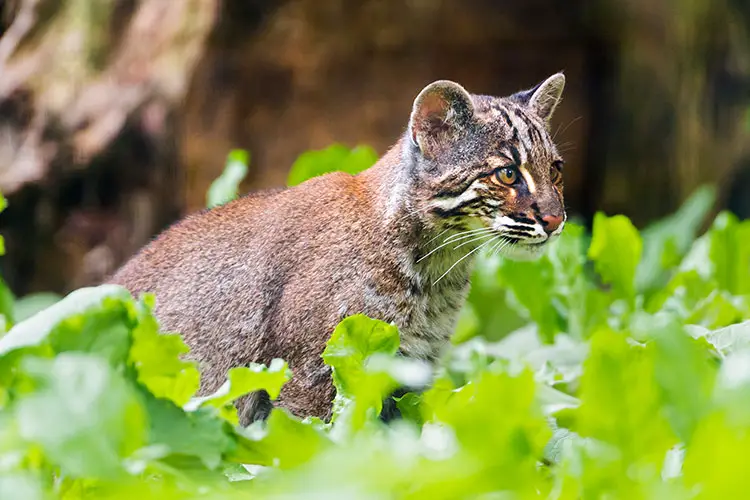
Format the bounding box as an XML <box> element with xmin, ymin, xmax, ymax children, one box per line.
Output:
<box><xmin>541</xmin><ymin>214</ymin><xmax>563</xmax><ymax>234</ymax></box>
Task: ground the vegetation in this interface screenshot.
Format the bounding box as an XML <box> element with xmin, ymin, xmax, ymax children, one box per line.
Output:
<box><xmin>0</xmin><ymin>147</ymin><xmax>749</xmax><ymax>499</ymax></box>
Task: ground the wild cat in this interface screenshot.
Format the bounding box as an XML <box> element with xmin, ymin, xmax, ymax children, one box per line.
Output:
<box><xmin>110</xmin><ymin>73</ymin><xmax>567</xmax><ymax>424</ymax></box>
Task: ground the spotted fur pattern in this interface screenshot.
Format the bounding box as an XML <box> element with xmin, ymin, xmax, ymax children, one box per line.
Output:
<box><xmin>108</xmin><ymin>73</ymin><xmax>568</xmax><ymax>423</ymax></box>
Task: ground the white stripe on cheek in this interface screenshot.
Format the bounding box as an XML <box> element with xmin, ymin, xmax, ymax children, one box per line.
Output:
<box><xmin>432</xmin><ymin>188</ymin><xmax>478</xmax><ymax>210</ymax></box>
<box><xmin>519</xmin><ymin>166</ymin><xmax>536</xmax><ymax>194</ymax></box>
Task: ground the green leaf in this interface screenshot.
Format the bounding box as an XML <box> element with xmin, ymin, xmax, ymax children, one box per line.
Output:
<box><xmin>587</xmin><ymin>213</ymin><xmax>643</xmax><ymax>301</ymax></box>
<box><xmin>574</xmin><ymin>329</ymin><xmax>676</xmax><ymax>467</ymax></box>
<box><xmin>0</xmin><ymin>278</ymin><xmax>15</xmax><ymax>331</ymax></box>
<box><xmin>394</xmin><ymin>392</ymin><xmax>423</xmax><ymax>425</ymax></box>
<box><xmin>547</xmin><ymin>223</ymin><xmax>611</xmax><ymax>339</ymax></box>
<box><xmin>206</xmin><ymin>149</ymin><xmax>250</xmax><ymax>208</ymax></box>
<box><xmin>647</xmin><ymin>316</ymin><xmax>717</xmax><ymax>443</ymax></box>
<box><xmin>286</xmin><ymin>144</ymin><xmax>377</xmax><ymax>187</ymax></box>
<box><xmin>13</xmin><ymin>293</ymin><xmax>62</xmax><ymax>323</ymax></box>
<box><xmin>322</xmin><ymin>315</ymin><xmax>401</xmax><ymax>431</ymax></box>
<box><xmin>708</xmin><ymin>212</ymin><xmax>750</xmax><ymax>295</ymax></box>
<box><xmin>498</xmin><ymin>257</ymin><xmax>561</xmax><ymax>342</ymax></box>
<box><xmin>186</xmin><ymin>359</ymin><xmax>291</xmax><ymax>424</ymax></box>
<box><xmin>636</xmin><ymin>185</ymin><xmax>715</xmax><ymax>293</ymax></box>
<box><xmin>140</xmin><ymin>389</ymin><xmax>232</xmax><ymax>470</ymax></box>
<box><xmin>129</xmin><ymin>297</ymin><xmax>200</xmax><ymax>407</ymax></box>
<box><xmin>422</xmin><ymin>368</ymin><xmax>551</xmax><ymax>495</ymax></box>
<box><xmin>462</xmin><ymin>253</ymin><xmax>526</xmax><ymax>342</ymax></box>
<box><xmin>690</xmin><ymin>319</ymin><xmax>750</xmax><ymax>356</ymax></box>
<box><xmin>231</xmin><ymin>409</ymin><xmax>330</xmax><ymax>468</ymax></box>
<box><xmin>16</xmin><ymin>354</ymin><xmax>147</xmax><ymax>479</ymax></box>
<box><xmin>0</xmin><ymin>285</ymin><xmax>131</xmax><ymax>356</ymax></box>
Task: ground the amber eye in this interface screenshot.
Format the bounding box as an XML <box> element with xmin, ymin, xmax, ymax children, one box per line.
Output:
<box><xmin>493</xmin><ymin>167</ymin><xmax>517</xmax><ymax>186</ymax></box>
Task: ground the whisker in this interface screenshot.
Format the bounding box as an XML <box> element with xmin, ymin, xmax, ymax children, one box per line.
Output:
<box><xmin>417</xmin><ymin>228</ymin><xmax>493</xmax><ymax>263</ymax></box>
<box><xmin>452</xmin><ymin>232</ymin><xmax>497</xmax><ymax>250</ymax></box>
<box><xmin>422</xmin><ymin>228</ymin><xmax>451</xmax><ymax>247</ymax></box>
<box><xmin>444</xmin><ymin>226</ymin><xmax>495</xmax><ymax>243</ymax></box>
<box><xmin>433</xmin><ymin>236</ymin><xmax>501</xmax><ymax>286</ymax></box>
<box><xmin>553</xmin><ymin>116</ymin><xmax>582</xmax><ymax>141</ymax></box>
<box><xmin>416</xmin><ymin>229</ymin><xmax>494</xmax><ymax>263</ymax></box>
<box><xmin>393</xmin><ymin>204</ymin><xmax>433</xmax><ymax>224</ymax></box>
<box><xmin>487</xmin><ymin>238</ymin><xmax>506</xmax><ymax>257</ymax></box>
<box><xmin>489</xmin><ymin>237</ymin><xmax>509</xmax><ymax>256</ymax></box>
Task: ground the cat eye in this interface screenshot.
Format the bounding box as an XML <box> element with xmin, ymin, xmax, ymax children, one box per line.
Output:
<box><xmin>493</xmin><ymin>167</ymin><xmax>518</xmax><ymax>186</ymax></box>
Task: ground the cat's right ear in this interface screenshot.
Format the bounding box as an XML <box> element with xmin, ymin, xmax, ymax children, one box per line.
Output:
<box><xmin>408</xmin><ymin>80</ymin><xmax>474</xmax><ymax>159</ymax></box>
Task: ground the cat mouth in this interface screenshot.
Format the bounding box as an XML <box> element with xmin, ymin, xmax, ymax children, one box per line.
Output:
<box><xmin>502</xmin><ymin>236</ymin><xmax>547</xmax><ymax>247</ymax></box>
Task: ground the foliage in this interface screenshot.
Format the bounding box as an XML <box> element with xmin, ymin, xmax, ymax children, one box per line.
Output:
<box><xmin>206</xmin><ymin>150</ymin><xmax>251</xmax><ymax>209</ymax></box>
<box><xmin>286</xmin><ymin>144</ymin><xmax>377</xmax><ymax>186</ymax></box>
<box><xmin>1</xmin><ymin>145</ymin><xmax>750</xmax><ymax>498</ymax></box>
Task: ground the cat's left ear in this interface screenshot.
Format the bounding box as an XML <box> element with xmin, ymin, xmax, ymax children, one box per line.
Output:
<box><xmin>513</xmin><ymin>72</ymin><xmax>565</xmax><ymax>123</ymax></box>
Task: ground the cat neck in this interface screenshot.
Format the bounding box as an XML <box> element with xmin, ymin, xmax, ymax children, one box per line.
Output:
<box><xmin>358</xmin><ymin>137</ymin><xmax>481</xmax><ymax>289</ymax></box>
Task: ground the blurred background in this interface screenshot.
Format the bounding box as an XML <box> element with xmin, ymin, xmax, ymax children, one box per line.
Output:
<box><xmin>0</xmin><ymin>0</ymin><xmax>748</xmax><ymax>297</ymax></box>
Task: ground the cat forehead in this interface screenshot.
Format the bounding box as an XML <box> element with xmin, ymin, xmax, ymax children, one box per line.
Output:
<box><xmin>469</xmin><ymin>95</ymin><xmax>559</xmax><ymax>164</ymax></box>
<box><xmin>472</xmin><ymin>95</ymin><xmax>544</xmax><ymax>131</ymax></box>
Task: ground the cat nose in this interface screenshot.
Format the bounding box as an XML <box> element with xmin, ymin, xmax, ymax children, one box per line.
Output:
<box><xmin>541</xmin><ymin>214</ymin><xmax>563</xmax><ymax>234</ymax></box>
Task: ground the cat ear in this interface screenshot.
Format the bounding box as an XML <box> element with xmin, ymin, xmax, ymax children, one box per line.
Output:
<box><xmin>408</xmin><ymin>80</ymin><xmax>474</xmax><ymax>159</ymax></box>
<box><xmin>513</xmin><ymin>72</ymin><xmax>565</xmax><ymax>123</ymax></box>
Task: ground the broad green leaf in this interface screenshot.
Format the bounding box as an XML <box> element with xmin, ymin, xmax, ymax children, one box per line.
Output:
<box><xmin>422</xmin><ymin>368</ymin><xmax>551</xmax><ymax>495</ymax></box>
<box><xmin>647</xmin><ymin>316</ymin><xmax>717</xmax><ymax>443</ymax></box>
<box><xmin>0</xmin><ymin>278</ymin><xmax>14</xmax><ymax>331</ymax></box>
<box><xmin>206</xmin><ymin>149</ymin><xmax>250</xmax><ymax>208</ymax></box>
<box><xmin>286</xmin><ymin>144</ymin><xmax>377</xmax><ymax>187</ymax></box>
<box><xmin>16</xmin><ymin>354</ymin><xmax>147</xmax><ymax>479</ymax></box>
<box><xmin>708</xmin><ymin>212</ymin><xmax>750</xmax><ymax>295</ymax></box>
<box><xmin>587</xmin><ymin>213</ymin><xmax>642</xmax><ymax>301</ymax></box>
<box><xmin>231</xmin><ymin>409</ymin><xmax>330</xmax><ymax>468</ymax></box>
<box><xmin>574</xmin><ymin>329</ymin><xmax>676</xmax><ymax>467</ymax></box>
<box><xmin>649</xmin><ymin>269</ymin><xmax>750</xmax><ymax>328</ymax></box>
<box><xmin>0</xmin><ymin>285</ymin><xmax>131</xmax><ymax>355</ymax></box>
<box><xmin>683</xmin><ymin>411</ymin><xmax>750</xmax><ymax>498</ymax></box>
<box><xmin>394</xmin><ymin>392</ymin><xmax>423</xmax><ymax>425</ymax></box>
<box><xmin>186</xmin><ymin>359</ymin><xmax>291</xmax><ymax>424</ymax></box>
<box><xmin>548</xmin><ymin>223</ymin><xmax>611</xmax><ymax>339</ymax></box>
<box><xmin>13</xmin><ymin>293</ymin><xmax>62</xmax><ymax>323</ymax></box>
<box><xmin>498</xmin><ymin>256</ymin><xmax>561</xmax><ymax>342</ymax></box>
<box><xmin>140</xmin><ymin>389</ymin><xmax>232</xmax><ymax>470</ymax></box>
<box><xmin>463</xmin><ymin>252</ymin><xmax>526</xmax><ymax>342</ymax></box>
<box><xmin>636</xmin><ymin>185</ymin><xmax>716</xmax><ymax>293</ymax></box>
<box><xmin>691</xmin><ymin>320</ymin><xmax>750</xmax><ymax>356</ymax></box>
<box><xmin>129</xmin><ymin>296</ymin><xmax>200</xmax><ymax>406</ymax></box>
<box><xmin>322</xmin><ymin>315</ymin><xmax>400</xmax><ymax>431</ymax></box>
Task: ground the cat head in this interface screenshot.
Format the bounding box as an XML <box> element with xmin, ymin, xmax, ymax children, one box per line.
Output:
<box><xmin>406</xmin><ymin>73</ymin><xmax>567</xmax><ymax>260</ymax></box>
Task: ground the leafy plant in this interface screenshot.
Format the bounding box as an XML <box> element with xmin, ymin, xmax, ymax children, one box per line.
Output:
<box><xmin>286</xmin><ymin>144</ymin><xmax>377</xmax><ymax>186</ymax></box>
<box><xmin>206</xmin><ymin>150</ymin><xmax>251</xmax><ymax>209</ymax></box>
<box><xmin>0</xmin><ymin>145</ymin><xmax>749</xmax><ymax>499</ymax></box>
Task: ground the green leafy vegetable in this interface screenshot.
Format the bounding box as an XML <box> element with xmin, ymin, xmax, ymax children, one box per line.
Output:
<box><xmin>286</xmin><ymin>144</ymin><xmax>377</xmax><ymax>186</ymax></box>
<box><xmin>206</xmin><ymin>149</ymin><xmax>250</xmax><ymax>208</ymax></box>
<box><xmin>587</xmin><ymin>213</ymin><xmax>642</xmax><ymax>302</ymax></box>
<box><xmin>0</xmin><ymin>150</ymin><xmax>749</xmax><ymax>499</ymax></box>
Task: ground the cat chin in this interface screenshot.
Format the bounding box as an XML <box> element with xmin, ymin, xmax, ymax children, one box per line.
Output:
<box><xmin>498</xmin><ymin>243</ymin><xmax>547</xmax><ymax>261</ymax></box>
<box><xmin>498</xmin><ymin>235</ymin><xmax>561</xmax><ymax>261</ymax></box>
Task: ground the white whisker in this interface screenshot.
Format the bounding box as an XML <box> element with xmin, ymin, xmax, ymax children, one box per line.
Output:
<box><xmin>444</xmin><ymin>227</ymin><xmax>494</xmax><ymax>243</ymax></box>
<box><xmin>433</xmin><ymin>236</ymin><xmax>501</xmax><ymax>286</ymax></box>
<box><xmin>422</xmin><ymin>228</ymin><xmax>451</xmax><ymax>247</ymax></box>
<box><xmin>417</xmin><ymin>229</ymin><xmax>493</xmax><ymax>263</ymax></box>
<box><xmin>452</xmin><ymin>232</ymin><xmax>497</xmax><ymax>250</ymax></box>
